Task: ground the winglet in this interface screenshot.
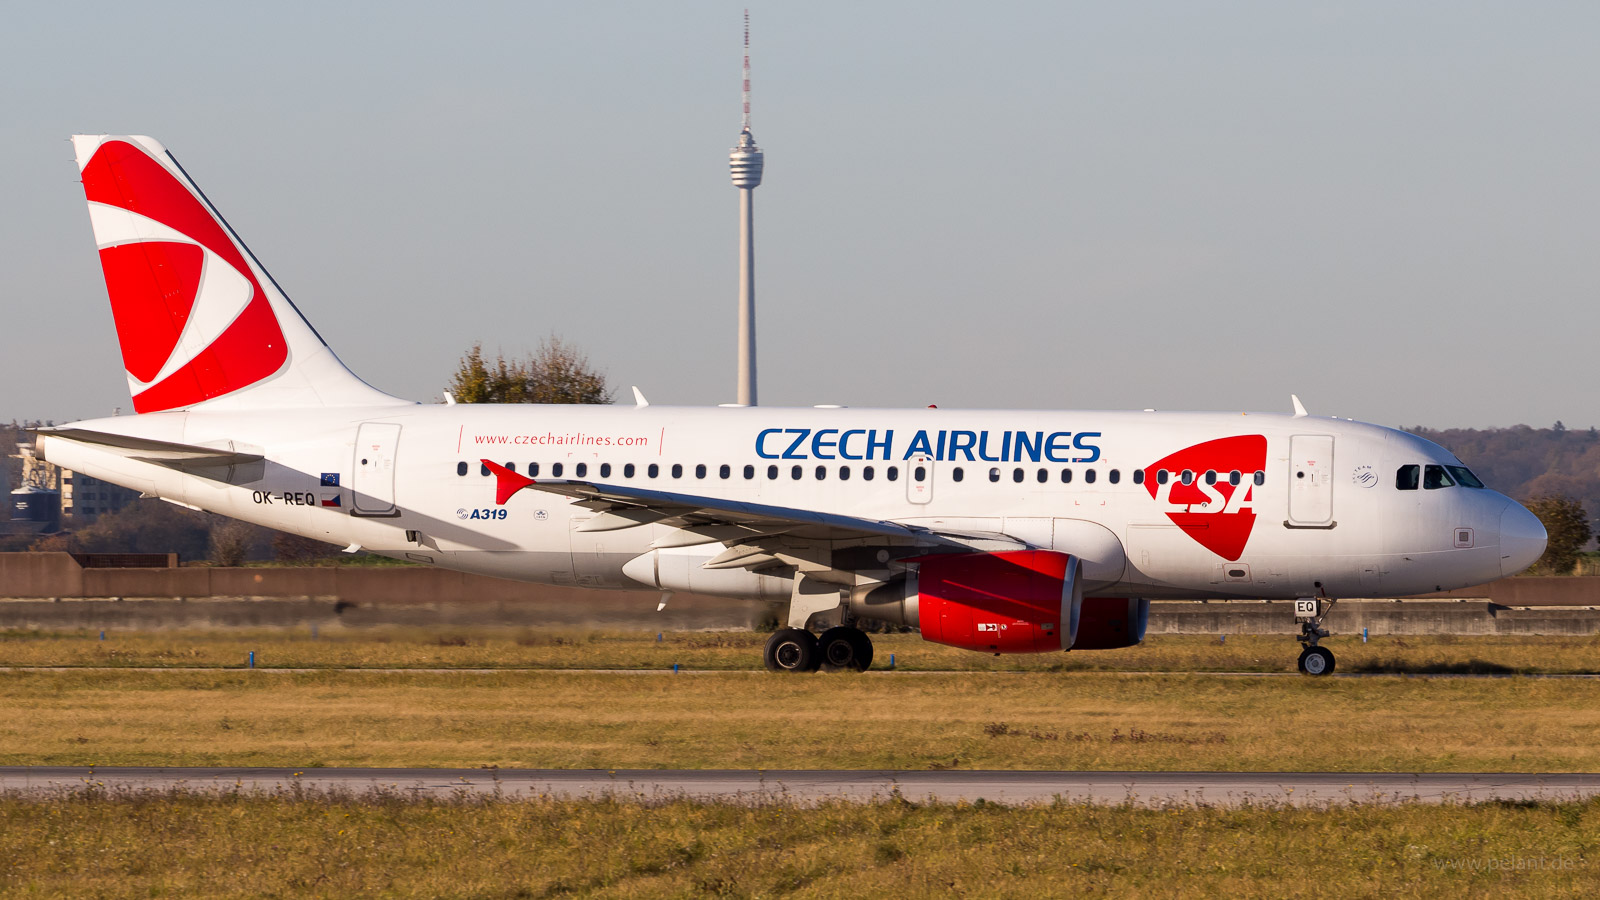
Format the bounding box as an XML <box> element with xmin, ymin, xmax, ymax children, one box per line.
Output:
<box><xmin>1291</xmin><ymin>394</ymin><xmax>1309</xmax><ymax>418</ymax></box>
<box><xmin>481</xmin><ymin>459</ymin><xmax>536</xmax><ymax>505</ymax></box>
<box><xmin>632</xmin><ymin>386</ymin><xmax>649</xmax><ymax>408</ymax></box>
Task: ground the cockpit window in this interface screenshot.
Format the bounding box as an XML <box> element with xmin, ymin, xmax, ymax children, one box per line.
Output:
<box><xmin>1446</xmin><ymin>466</ymin><xmax>1485</xmax><ymax>489</ymax></box>
<box><xmin>1423</xmin><ymin>464</ymin><xmax>1454</xmax><ymax>490</ymax></box>
<box><xmin>1396</xmin><ymin>465</ymin><xmax>1419</xmax><ymax>491</ymax></box>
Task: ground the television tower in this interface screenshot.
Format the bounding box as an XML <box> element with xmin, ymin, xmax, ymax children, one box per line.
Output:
<box><xmin>729</xmin><ymin>9</ymin><xmax>764</xmax><ymax>406</ymax></box>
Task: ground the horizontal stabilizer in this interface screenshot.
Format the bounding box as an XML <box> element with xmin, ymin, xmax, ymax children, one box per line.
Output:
<box><xmin>35</xmin><ymin>427</ymin><xmax>264</xmax><ymax>483</ymax></box>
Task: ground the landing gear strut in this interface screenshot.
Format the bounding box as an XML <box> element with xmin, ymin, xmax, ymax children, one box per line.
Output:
<box><xmin>1294</xmin><ymin>596</ymin><xmax>1336</xmax><ymax>676</ymax></box>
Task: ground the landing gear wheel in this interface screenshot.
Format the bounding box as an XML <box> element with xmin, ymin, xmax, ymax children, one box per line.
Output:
<box><xmin>764</xmin><ymin>628</ymin><xmax>819</xmax><ymax>673</ymax></box>
<box><xmin>1300</xmin><ymin>646</ymin><xmax>1335</xmax><ymax>677</ymax></box>
<box><xmin>818</xmin><ymin>626</ymin><xmax>874</xmax><ymax>672</ymax></box>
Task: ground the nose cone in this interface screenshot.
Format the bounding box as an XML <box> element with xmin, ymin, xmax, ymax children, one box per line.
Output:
<box><xmin>1500</xmin><ymin>502</ymin><xmax>1547</xmax><ymax>577</ymax></box>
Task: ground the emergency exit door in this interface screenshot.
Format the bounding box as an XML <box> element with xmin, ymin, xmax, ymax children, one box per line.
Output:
<box><xmin>1287</xmin><ymin>434</ymin><xmax>1334</xmax><ymax>526</ymax></box>
<box><xmin>352</xmin><ymin>422</ymin><xmax>401</xmax><ymax>516</ymax></box>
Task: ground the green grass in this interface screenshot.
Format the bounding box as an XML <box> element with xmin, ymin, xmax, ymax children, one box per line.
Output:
<box><xmin>4</xmin><ymin>669</ymin><xmax>1600</xmax><ymax>771</ymax></box>
<box><xmin>1</xmin><ymin>789</ymin><xmax>1598</xmax><ymax>898</ymax></box>
<box><xmin>5</xmin><ymin>628</ymin><xmax>1600</xmax><ymax>674</ymax></box>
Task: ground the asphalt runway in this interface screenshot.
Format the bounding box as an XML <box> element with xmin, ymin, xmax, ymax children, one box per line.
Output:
<box><xmin>4</xmin><ymin>767</ymin><xmax>1599</xmax><ymax>807</ymax></box>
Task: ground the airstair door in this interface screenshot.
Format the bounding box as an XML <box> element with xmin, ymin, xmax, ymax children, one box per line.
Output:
<box><xmin>1287</xmin><ymin>434</ymin><xmax>1334</xmax><ymax>526</ymax></box>
<box><xmin>906</xmin><ymin>454</ymin><xmax>934</xmax><ymax>505</ymax></box>
<box><xmin>352</xmin><ymin>422</ymin><xmax>401</xmax><ymax>517</ymax></box>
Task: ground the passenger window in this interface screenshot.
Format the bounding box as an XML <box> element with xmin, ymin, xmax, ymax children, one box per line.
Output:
<box><xmin>840</xmin><ymin>466</ymin><xmax>851</xmax><ymax>480</ymax></box>
<box><xmin>719</xmin><ymin>464</ymin><xmax>730</xmax><ymax>479</ymax></box>
<box><xmin>456</xmin><ymin>461</ymin><xmax>468</xmax><ymax>476</ymax></box>
<box><xmin>647</xmin><ymin>463</ymin><xmax>659</xmax><ymax>478</ymax></box>
<box><xmin>1180</xmin><ymin>470</ymin><xmax>1193</xmax><ymax>485</ymax></box>
<box><xmin>624</xmin><ymin>463</ymin><xmax>635</xmax><ymax>478</ymax></box>
<box><xmin>863</xmin><ymin>466</ymin><xmax>875</xmax><ymax>481</ymax></box>
<box><xmin>1253</xmin><ymin>471</ymin><xmax>1265</xmax><ymax>486</ymax></box>
<box><xmin>743</xmin><ymin>465</ymin><xmax>755</xmax><ymax>479</ymax></box>
<box><xmin>575</xmin><ymin>463</ymin><xmax>587</xmax><ymax>477</ymax></box>
<box><xmin>767</xmin><ymin>465</ymin><xmax>779</xmax><ymax>479</ymax></box>
<box><xmin>1012</xmin><ymin>468</ymin><xmax>1024</xmax><ymax>483</ymax></box>
<box><xmin>791</xmin><ymin>465</ymin><xmax>803</xmax><ymax>480</ymax></box>
<box><xmin>1396</xmin><ymin>465</ymin><xmax>1419</xmax><ymax>491</ymax></box>
<box><xmin>672</xmin><ymin>464</ymin><xmax>683</xmax><ymax>478</ymax></box>
<box><xmin>1036</xmin><ymin>468</ymin><xmax>1048</xmax><ymax>484</ymax></box>
<box><xmin>504</xmin><ymin>462</ymin><xmax>517</xmax><ymax>473</ymax></box>
<box><xmin>480</xmin><ymin>463</ymin><xmax>491</xmax><ymax>476</ymax></box>
<box><xmin>1447</xmin><ymin>466</ymin><xmax>1485</xmax><ymax>489</ymax></box>
<box><xmin>552</xmin><ymin>462</ymin><xmax>565</xmax><ymax>477</ymax></box>
<box><xmin>887</xmin><ymin>467</ymin><xmax>900</xmax><ymax>481</ymax></box>
<box><xmin>600</xmin><ymin>463</ymin><xmax>611</xmax><ymax>478</ymax></box>
<box><xmin>816</xmin><ymin>465</ymin><xmax>827</xmax><ymax>480</ymax></box>
<box><xmin>913</xmin><ymin>466</ymin><xmax>927</xmax><ymax>481</ymax></box>
<box><xmin>695</xmin><ymin>464</ymin><xmax>706</xmax><ymax>479</ymax></box>
<box><xmin>952</xmin><ymin>467</ymin><xmax>964</xmax><ymax>483</ymax></box>
<box><xmin>1423</xmin><ymin>465</ymin><xmax>1454</xmax><ymax>490</ymax></box>
<box><xmin>1133</xmin><ymin>469</ymin><xmax>1145</xmax><ymax>485</ymax></box>
<box><xmin>989</xmin><ymin>468</ymin><xmax>1001</xmax><ymax>483</ymax></box>
<box><xmin>1061</xmin><ymin>469</ymin><xmax>1072</xmax><ymax>484</ymax></box>
<box><xmin>1204</xmin><ymin>470</ymin><xmax>1216</xmax><ymax>485</ymax></box>
<box><xmin>529</xmin><ymin>463</ymin><xmax>540</xmax><ymax>477</ymax></box>
<box><xmin>1229</xmin><ymin>470</ymin><xmax>1240</xmax><ymax>486</ymax></box>
<box><xmin>1157</xmin><ymin>470</ymin><xmax>1169</xmax><ymax>485</ymax></box>
<box><xmin>1108</xmin><ymin>469</ymin><xmax>1120</xmax><ymax>485</ymax></box>
<box><xmin>1084</xmin><ymin>469</ymin><xmax>1097</xmax><ymax>484</ymax></box>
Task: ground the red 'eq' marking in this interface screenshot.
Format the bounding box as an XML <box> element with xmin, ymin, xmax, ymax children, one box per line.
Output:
<box><xmin>1143</xmin><ymin>435</ymin><xmax>1267</xmax><ymax>561</ymax></box>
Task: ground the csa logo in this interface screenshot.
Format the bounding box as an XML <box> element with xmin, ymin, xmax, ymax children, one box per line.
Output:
<box><xmin>1143</xmin><ymin>435</ymin><xmax>1267</xmax><ymax>561</ymax></box>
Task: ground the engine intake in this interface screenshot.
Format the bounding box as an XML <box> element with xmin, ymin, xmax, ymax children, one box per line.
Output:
<box><xmin>1072</xmin><ymin>597</ymin><xmax>1150</xmax><ymax>650</ymax></box>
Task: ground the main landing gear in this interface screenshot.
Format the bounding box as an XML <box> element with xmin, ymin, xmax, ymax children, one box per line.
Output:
<box><xmin>763</xmin><ymin>626</ymin><xmax>874</xmax><ymax>673</ymax></box>
<box><xmin>1293</xmin><ymin>596</ymin><xmax>1337</xmax><ymax>676</ymax></box>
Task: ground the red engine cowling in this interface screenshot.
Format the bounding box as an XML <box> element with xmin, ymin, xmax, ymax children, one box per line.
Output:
<box><xmin>1072</xmin><ymin>597</ymin><xmax>1151</xmax><ymax>650</ymax></box>
<box><xmin>906</xmin><ymin>550</ymin><xmax>1083</xmax><ymax>654</ymax></box>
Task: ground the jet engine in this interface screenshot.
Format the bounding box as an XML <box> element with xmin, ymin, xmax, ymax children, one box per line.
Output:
<box><xmin>849</xmin><ymin>550</ymin><xmax>1084</xmax><ymax>653</ymax></box>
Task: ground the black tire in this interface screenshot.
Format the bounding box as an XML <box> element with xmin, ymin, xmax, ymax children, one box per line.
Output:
<box><xmin>1301</xmin><ymin>646</ymin><xmax>1335</xmax><ymax>677</ymax></box>
<box><xmin>1296</xmin><ymin>648</ymin><xmax>1309</xmax><ymax>673</ymax></box>
<box><xmin>764</xmin><ymin>628</ymin><xmax>819</xmax><ymax>673</ymax></box>
<box><xmin>818</xmin><ymin>627</ymin><xmax>874</xmax><ymax>672</ymax></box>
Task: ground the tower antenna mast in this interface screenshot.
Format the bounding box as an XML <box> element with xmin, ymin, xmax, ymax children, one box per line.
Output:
<box><xmin>729</xmin><ymin>8</ymin><xmax>765</xmax><ymax>406</ymax></box>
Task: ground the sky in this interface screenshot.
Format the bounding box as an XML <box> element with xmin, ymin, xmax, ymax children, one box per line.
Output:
<box><xmin>2</xmin><ymin>1</ymin><xmax>1597</xmax><ymax>429</ymax></box>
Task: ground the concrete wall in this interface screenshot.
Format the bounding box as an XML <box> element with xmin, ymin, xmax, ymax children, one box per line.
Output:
<box><xmin>6</xmin><ymin>552</ymin><xmax>1600</xmax><ymax>634</ymax></box>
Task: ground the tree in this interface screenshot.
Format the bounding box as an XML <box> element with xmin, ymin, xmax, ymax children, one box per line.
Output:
<box><xmin>208</xmin><ymin>518</ymin><xmax>257</xmax><ymax>567</ymax></box>
<box><xmin>1524</xmin><ymin>495</ymin><xmax>1591</xmax><ymax>575</ymax></box>
<box><xmin>447</xmin><ymin>337</ymin><xmax>612</xmax><ymax>405</ymax></box>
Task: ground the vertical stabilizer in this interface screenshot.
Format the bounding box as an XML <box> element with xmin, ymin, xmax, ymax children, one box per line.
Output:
<box><xmin>72</xmin><ymin>134</ymin><xmax>408</xmax><ymax>413</ymax></box>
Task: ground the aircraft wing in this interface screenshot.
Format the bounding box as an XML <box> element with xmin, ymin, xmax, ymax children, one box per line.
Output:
<box><xmin>481</xmin><ymin>460</ymin><xmax>1022</xmax><ymax>572</ymax></box>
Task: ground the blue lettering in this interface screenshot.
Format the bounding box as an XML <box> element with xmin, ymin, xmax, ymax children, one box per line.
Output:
<box><xmin>811</xmin><ymin>428</ymin><xmax>840</xmax><ymax>460</ymax></box>
<box><xmin>948</xmin><ymin>430</ymin><xmax>977</xmax><ymax>461</ymax></box>
<box><xmin>936</xmin><ymin>430</ymin><xmax>947</xmax><ymax>462</ymax></box>
<box><xmin>1015</xmin><ymin>431</ymin><xmax>1043</xmax><ymax>463</ymax></box>
<box><xmin>904</xmin><ymin>430</ymin><xmax>934</xmax><ymax>460</ymax></box>
<box><xmin>1001</xmin><ymin>431</ymin><xmax>1012</xmax><ymax>462</ymax></box>
<box><xmin>1045</xmin><ymin>431</ymin><xmax>1073</xmax><ymax>463</ymax></box>
<box><xmin>977</xmin><ymin>431</ymin><xmax>1001</xmax><ymax>462</ymax></box>
<box><xmin>756</xmin><ymin>428</ymin><xmax>782</xmax><ymax>459</ymax></box>
<box><xmin>868</xmin><ymin>429</ymin><xmax>893</xmax><ymax>460</ymax></box>
<box><xmin>783</xmin><ymin>429</ymin><xmax>810</xmax><ymax>460</ymax></box>
<box><xmin>838</xmin><ymin>429</ymin><xmax>866</xmax><ymax>460</ymax></box>
<box><xmin>1072</xmin><ymin>432</ymin><xmax>1102</xmax><ymax>463</ymax></box>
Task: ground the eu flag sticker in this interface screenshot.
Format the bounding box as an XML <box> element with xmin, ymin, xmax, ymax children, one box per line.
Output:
<box><xmin>320</xmin><ymin>473</ymin><xmax>340</xmax><ymax>487</ymax></box>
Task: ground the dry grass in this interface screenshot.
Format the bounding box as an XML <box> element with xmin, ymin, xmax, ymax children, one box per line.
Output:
<box><xmin>1</xmin><ymin>788</ymin><xmax>1598</xmax><ymax>898</ymax></box>
<box><xmin>5</xmin><ymin>628</ymin><xmax>1600</xmax><ymax>675</ymax></box>
<box><xmin>3</xmin><ymin>669</ymin><xmax>1600</xmax><ymax>772</ymax></box>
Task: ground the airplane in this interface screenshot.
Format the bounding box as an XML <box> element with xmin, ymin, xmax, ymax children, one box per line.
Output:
<box><xmin>36</xmin><ymin>134</ymin><xmax>1548</xmax><ymax>676</ymax></box>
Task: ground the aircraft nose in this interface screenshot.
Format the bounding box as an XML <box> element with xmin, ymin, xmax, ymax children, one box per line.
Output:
<box><xmin>1499</xmin><ymin>501</ymin><xmax>1547</xmax><ymax>577</ymax></box>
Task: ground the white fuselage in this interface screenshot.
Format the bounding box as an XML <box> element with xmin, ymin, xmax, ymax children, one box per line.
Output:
<box><xmin>39</xmin><ymin>403</ymin><xmax>1539</xmax><ymax>602</ymax></box>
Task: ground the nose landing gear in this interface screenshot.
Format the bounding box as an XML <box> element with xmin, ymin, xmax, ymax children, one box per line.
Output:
<box><xmin>1294</xmin><ymin>596</ymin><xmax>1337</xmax><ymax>676</ymax></box>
